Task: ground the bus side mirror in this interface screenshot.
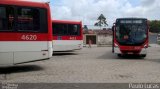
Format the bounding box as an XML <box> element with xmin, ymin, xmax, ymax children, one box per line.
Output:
<box><xmin>112</xmin><ymin>23</ymin><xmax>115</xmax><ymax>31</ymax></box>
<box><xmin>112</xmin><ymin>26</ymin><xmax>114</xmax><ymax>31</ymax></box>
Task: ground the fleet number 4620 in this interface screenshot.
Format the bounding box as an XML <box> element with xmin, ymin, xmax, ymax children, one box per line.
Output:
<box><xmin>21</xmin><ymin>35</ymin><xmax>37</xmax><ymax>40</ymax></box>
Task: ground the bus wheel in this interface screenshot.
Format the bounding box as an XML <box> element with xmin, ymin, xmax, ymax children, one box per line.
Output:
<box><xmin>141</xmin><ymin>54</ymin><xmax>146</xmax><ymax>57</ymax></box>
<box><xmin>118</xmin><ymin>54</ymin><xmax>122</xmax><ymax>57</ymax></box>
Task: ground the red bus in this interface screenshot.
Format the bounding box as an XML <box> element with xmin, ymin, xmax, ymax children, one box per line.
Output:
<box><xmin>52</xmin><ymin>20</ymin><xmax>83</xmax><ymax>52</ymax></box>
<box><xmin>112</xmin><ymin>18</ymin><xmax>149</xmax><ymax>57</ymax></box>
<box><xmin>0</xmin><ymin>0</ymin><xmax>53</xmax><ymax>66</ymax></box>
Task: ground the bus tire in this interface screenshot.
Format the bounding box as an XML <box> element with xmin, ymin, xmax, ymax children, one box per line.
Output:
<box><xmin>118</xmin><ymin>54</ymin><xmax>122</xmax><ymax>57</ymax></box>
<box><xmin>141</xmin><ymin>54</ymin><xmax>146</xmax><ymax>57</ymax></box>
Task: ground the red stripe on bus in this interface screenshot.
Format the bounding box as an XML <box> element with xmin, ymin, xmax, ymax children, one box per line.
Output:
<box><xmin>0</xmin><ymin>0</ymin><xmax>49</xmax><ymax>8</ymax></box>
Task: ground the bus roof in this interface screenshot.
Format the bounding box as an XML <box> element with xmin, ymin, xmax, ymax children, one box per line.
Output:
<box><xmin>52</xmin><ymin>20</ymin><xmax>82</xmax><ymax>24</ymax></box>
<box><xmin>116</xmin><ymin>18</ymin><xmax>147</xmax><ymax>21</ymax></box>
<box><xmin>0</xmin><ymin>0</ymin><xmax>49</xmax><ymax>8</ymax></box>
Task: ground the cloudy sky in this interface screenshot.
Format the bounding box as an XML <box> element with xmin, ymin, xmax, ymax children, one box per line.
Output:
<box><xmin>24</xmin><ymin>0</ymin><xmax>160</xmax><ymax>27</ymax></box>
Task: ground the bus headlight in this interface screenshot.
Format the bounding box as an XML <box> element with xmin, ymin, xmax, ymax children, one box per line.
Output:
<box><xmin>144</xmin><ymin>44</ymin><xmax>148</xmax><ymax>48</ymax></box>
<box><xmin>115</xmin><ymin>43</ymin><xmax>119</xmax><ymax>48</ymax></box>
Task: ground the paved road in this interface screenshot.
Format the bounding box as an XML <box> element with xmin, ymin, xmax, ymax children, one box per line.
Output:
<box><xmin>0</xmin><ymin>46</ymin><xmax>160</xmax><ymax>83</ymax></box>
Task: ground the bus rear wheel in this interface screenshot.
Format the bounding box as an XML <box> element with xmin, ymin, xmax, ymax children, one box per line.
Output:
<box><xmin>117</xmin><ymin>54</ymin><xmax>122</xmax><ymax>57</ymax></box>
<box><xmin>141</xmin><ymin>54</ymin><xmax>146</xmax><ymax>58</ymax></box>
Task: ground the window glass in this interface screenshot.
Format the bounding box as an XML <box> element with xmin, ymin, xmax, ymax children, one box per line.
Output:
<box><xmin>0</xmin><ymin>6</ymin><xmax>14</xmax><ymax>31</ymax></box>
<box><xmin>116</xmin><ymin>23</ymin><xmax>147</xmax><ymax>45</ymax></box>
<box><xmin>17</xmin><ymin>8</ymin><xmax>40</xmax><ymax>32</ymax></box>
<box><xmin>68</xmin><ymin>24</ymin><xmax>80</xmax><ymax>36</ymax></box>
<box><xmin>53</xmin><ymin>23</ymin><xmax>81</xmax><ymax>36</ymax></box>
<box><xmin>52</xmin><ymin>23</ymin><xmax>67</xmax><ymax>35</ymax></box>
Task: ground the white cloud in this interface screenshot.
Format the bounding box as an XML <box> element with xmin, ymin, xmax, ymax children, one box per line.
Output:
<box><xmin>141</xmin><ymin>0</ymin><xmax>156</xmax><ymax>7</ymax></box>
<box><xmin>52</xmin><ymin>0</ymin><xmax>128</xmax><ymax>26</ymax></box>
<box><xmin>52</xmin><ymin>0</ymin><xmax>160</xmax><ymax>27</ymax></box>
<box><xmin>124</xmin><ymin>0</ymin><xmax>160</xmax><ymax>20</ymax></box>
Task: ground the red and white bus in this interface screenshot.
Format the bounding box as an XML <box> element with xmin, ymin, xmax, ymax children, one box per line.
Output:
<box><xmin>112</xmin><ymin>18</ymin><xmax>149</xmax><ymax>57</ymax></box>
<box><xmin>0</xmin><ymin>0</ymin><xmax>53</xmax><ymax>66</ymax></box>
<box><xmin>52</xmin><ymin>20</ymin><xmax>83</xmax><ymax>52</ymax></box>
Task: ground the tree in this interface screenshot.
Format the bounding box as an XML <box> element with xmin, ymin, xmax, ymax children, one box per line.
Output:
<box><xmin>83</xmin><ymin>25</ymin><xmax>88</xmax><ymax>30</ymax></box>
<box><xmin>83</xmin><ymin>25</ymin><xmax>89</xmax><ymax>34</ymax></box>
<box><xmin>94</xmin><ymin>14</ymin><xmax>108</xmax><ymax>30</ymax></box>
<box><xmin>149</xmin><ymin>20</ymin><xmax>160</xmax><ymax>33</ymax></box>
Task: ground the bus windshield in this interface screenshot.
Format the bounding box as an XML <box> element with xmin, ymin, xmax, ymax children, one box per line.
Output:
<box><xmin>116</xmin><ymin>23</ymin><xmax>147</xmax><ymax>45</ymax></box>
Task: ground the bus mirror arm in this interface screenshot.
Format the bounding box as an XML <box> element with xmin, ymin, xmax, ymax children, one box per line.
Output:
<box><xmin>112</xmin><ymin>26</ymin><xmax>114</xmax><ymax>31</ymax></box>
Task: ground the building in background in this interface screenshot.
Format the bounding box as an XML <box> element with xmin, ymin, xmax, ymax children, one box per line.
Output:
<box><xmin>83</xmin><ymin>27</ymin><xmax>112</xmax><ymax>47</ymax></box>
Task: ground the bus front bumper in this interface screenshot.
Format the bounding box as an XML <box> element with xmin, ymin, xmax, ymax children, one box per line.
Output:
<box><xmin>114</xmin><ymin>47</ymin><xmax>147</xmax><ymax>55</ymax></box>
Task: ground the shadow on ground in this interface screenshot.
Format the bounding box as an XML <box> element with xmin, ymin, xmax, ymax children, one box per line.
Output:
<box><xmin>53</xmin><ymin>52</ymin><xmax>78</xmax><ymax>56</ymax></box>
<box><xmin>117</xmin><ymin>55</ymin><xmax>146</xmax><ymax>60</ymax></box>
<box><xmin>97</xmin><ymin>51</ymin><xmax>145</xmax><ymax>60</ymax></box>
<box><xmin>147</xmin><ymin>59</ymin><xmax>160</xmax><ymax>63</ymax></box>
<box><xmin>0</xmin><ymin>65</ymin><xmax>43</xmax><ymax>74</ymax></box>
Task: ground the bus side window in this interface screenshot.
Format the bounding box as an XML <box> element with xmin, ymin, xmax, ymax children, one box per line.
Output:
<box><xmin>0</xmin><ymin>7</ymin><xmax>6</xmax><ymax>30</ymax></box>
<box><xmin>53</xmin><ymin>23</ymin><xmax>67</xmax><ymax>36</ymax></box>
<box><xmin>73</xmin><ymin>25</ymin><xmax>78</xmax><ymax>35</ymax></box>
<box><xmin>68</xmin><ymin>24</ymin><xmax>80</xmax><ymax>36</ymax></box>
<box><xmin>0</xmin><ymin>6</ymin><xmax>14</xmax><ymax>31</ymax></box>
<box><xmin>17</xmin><ymin>8</ymin><xmax>40</xmax><ymax>32</ymax></box>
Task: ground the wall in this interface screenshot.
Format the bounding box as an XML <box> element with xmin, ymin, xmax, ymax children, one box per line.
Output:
<box><xmin>98</xmin><ymin>35</ymin><xmax>112</xmax><ymax>46</ymax></box>
<box><xmin>83</xmin><ymin>34</ymin><xmax>112</xmax><ymax>46</ymax></box>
